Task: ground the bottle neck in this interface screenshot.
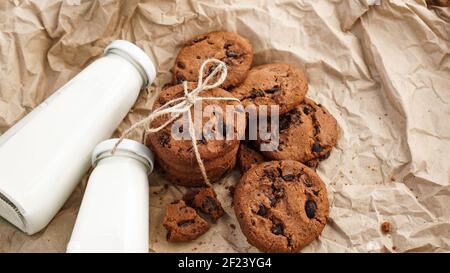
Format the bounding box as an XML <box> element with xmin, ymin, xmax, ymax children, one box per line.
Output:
<box><xmin>105</xmin><ymin>49</ymin><xmax>149</xmax><ymax>88</ymax></box>
<box><xmin>93</xmin><ymin>150</ymin><xmax>153</xmax><ymax>174</ymax></box>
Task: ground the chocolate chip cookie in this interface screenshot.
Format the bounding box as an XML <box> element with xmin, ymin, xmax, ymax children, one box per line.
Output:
<box><xmin>172</xmin><ymin>31</ymin><xmax>253</xmax><ymax>89</ymax></box>
<box><xmin>156</xmin><ymin>146</ymin><xmax>238</xmax><ymax>187</ymax></box>
<box><xmin>257</xmin><ymin>98</ymin><xmax>337</xmax><ymax>163</ymax></box>
<box><xmin>184</xmin><ymin>187</ymin><xmax>224</xmax><ymax>222</ymax></box>
<box><xmin>231</xmin><ymin>63</ymin><xmax>308</xmax><ymax>115</ymax></box>
<box><xmin>147</xmin><ymin>82</ymin><xmax>246</xmax><ymax>186</ymax></box>
<box><xmin>163</xmin><ymin>200</ymin><xmax>211</xmax><ymax>242</ymax></box>
<box><xmin>234</xmin><ymin>160</ymin><xmax>329</xmax><ymax>253</ymax></box>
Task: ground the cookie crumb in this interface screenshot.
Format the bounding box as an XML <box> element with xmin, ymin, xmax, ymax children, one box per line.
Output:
<box><xmin>228</xmin><ymin>185</ymin><xmax>236</xmax><ymax>197</ymax></box>
<box><xmin>381</xmin><ymin>221</ymin><xmax>391</xmax><ymax>233</ymax></box>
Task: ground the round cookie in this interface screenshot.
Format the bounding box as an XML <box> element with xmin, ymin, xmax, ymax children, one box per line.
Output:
<box><xmin>172</xmin><ymin>31</ymin><xmax>253</xmax><ymax>90</ymax></box>
<box><xmin>231</xmin><ymin>63</ymin><xmax>308</xmax><ymax>115</ymax></box>
<box><xmin>147</xmin><ymin>82</ymin><xmax>246</xmax><ymax>186</ymax></box>
<box><xmin>234</xmin><ymin>160</ymin><xmax>329</xmax><ymax>253</ymax></box>
<box><xmin>257</xmin><ymin>98</ymin><xmax>337</xmax><ymax>163</ymax></box>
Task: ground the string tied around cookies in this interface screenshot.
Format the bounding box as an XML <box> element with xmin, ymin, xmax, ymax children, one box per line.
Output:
<box><xmin>112</xmin><ymin>58</ymin><xmax>240</xmax><ymax>186</ymax></box>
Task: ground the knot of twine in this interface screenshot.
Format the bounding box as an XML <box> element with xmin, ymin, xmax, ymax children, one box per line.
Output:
<box><xmin>113</xmin><ymin>58</ymin><xmax>240</xmax><ymax>186</ymax></box>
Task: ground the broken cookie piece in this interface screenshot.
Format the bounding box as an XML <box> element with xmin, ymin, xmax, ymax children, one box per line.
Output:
<box><xmin>163</xmin><ymin>200</ymin><xmax>210</xmax><ymax>242</ymax></box>
<box><xmin>184</xmin><ymin>187</ymin><xmax>225</xmax><ymax>222</ymax></box>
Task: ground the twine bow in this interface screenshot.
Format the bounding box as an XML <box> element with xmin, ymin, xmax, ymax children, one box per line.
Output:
<box><xmin>113</xmin><ymin>59</ymin><xmax>240</xmax><ymax>186</ymax></box>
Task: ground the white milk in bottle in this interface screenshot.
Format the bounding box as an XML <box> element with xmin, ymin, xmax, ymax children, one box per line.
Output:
<box><xmin>0</xmin><ymin>40</ymin><xmax>156</xmax><ymax>235</ymax></box>
<box><xmin>67</xmin><ymin>139</ymin><xmax>154</xmax><ymax>253</ymax></box>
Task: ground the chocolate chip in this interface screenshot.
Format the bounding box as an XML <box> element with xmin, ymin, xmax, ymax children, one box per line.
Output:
<box><xmin>198</xmin><ymin>136</ymin><xmax>206</xmax><ymax>145</ymax></box>
<box><xmin>263</xmin><ymin>169</ymin><xmax>277</xmax><ymax>180</ymax></box>
<box><xmin>257</xmin><ymin>204</ymin><xmax>267</xmax><ymax>216</ymax></box>
<box><xmin>207</xmin><ymin>64</ymin><xmax>218</xmax><ymax>75</ymax></box>
<box><xmin>264</xmin><ymin>87</ymin><xmax>280</xmax><ymax>94</ymax></box>
<box><xmin>305</xmin><ymin>200</ymin><xmax>317</xmax><ymax>218</ymax></box>
<box><xmin>271</xmin><ymin>223</ymin><xmax>284</xmax><ymax>235</ymax></box>
<box><xmin>314</xmin><ymin>125</ymin><xmax>321</xmax><ymax>133</ymax></box>
<box><xmin>312</xmin><ymin>142</ymin><xmax>323</xmax><ymax>153</ymax></box>
<box><xmin>177</xmin><ymin>219</ymin><xmax>195</xmax><ymax>227</ymax></box>
<box><xmin>303</xmin><ymin>106</ymin><xmax>312</xmax><ymax>115</ymax></box>
<box><xmin>279</xmin><ymin>115</ymin><xmax>291</xmax><ymax>131</ymax></box>
<box><xmin>177</xmin><ymin>62</ymin><xmax>185</xmax><ymax>69</ymax></box>
<box><xmin>159</xmin><ymin>133</ymin><xmax>170</xmax><ymax>147</ymax></box>
<box><xmin>269</xmin><ymin>186</ymin><xmax>284</xmax><ymax>207</ymax></box>
<box><xmin>303</xmin><ymin>177</ymin><xmax>313</xmax><ymax>187</ymax></box>
<box><xmin>318</xmin><ymin>151</ymin><xmax>331</xmax><ymax>161</ymax></box>
<box><xmin>226</xmin><ymin>50</ymin><xmax>239</xmax><ymax>58</ymax></box>
<box><xmin>289</xmin><ymin>107</ymin><xmax>299</xmax><ymax>115</ymax></box>
<box><xmin>202</xmin><ymin>196</ymin><xmax>218</xmax><ymax>213</ymax></box>
<box><xmin>282</xmin><ymin>174</ymin><xmax>295</xmax><ymax>181</ymax></box>
<box><xmin>249</xmin><ymin>89</ymin><xmax>265</xmax><ymax>99</ymax></box>
<box><xmin>176</xmin><ymin>74</ymin><xmax>186</xmax><ymax>84</ymax></box>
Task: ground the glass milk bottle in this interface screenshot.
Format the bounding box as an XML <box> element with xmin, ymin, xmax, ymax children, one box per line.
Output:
<box><xmin>0</xmin><ymin>40</ymin><xmax>156</xmax><ymax>235</ymax></box>
<box><xmin>67</xmin><ymin>139</ymin><xmax>154</xmax><ymax>253</ymax></box>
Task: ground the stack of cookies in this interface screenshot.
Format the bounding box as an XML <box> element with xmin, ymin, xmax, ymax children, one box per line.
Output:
<box><xmin>147</xmin><ymin>83</ymin><xmax>246</xmax><ymax>187</ymax></box>
<box><xmin>149</xmin><ymin>31</ymin><xmax>338</xmax><ymax>252</ymax></box>
<box><xmin>147</xmin><ymin>32</ymin><xmax>253</xmax><ymax>187</ymax></box>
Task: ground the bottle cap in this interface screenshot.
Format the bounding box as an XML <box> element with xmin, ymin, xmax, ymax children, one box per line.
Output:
<box><xmin>92</xmin><ymin>138</ymin><xmax>154</xmax><ymax>173</ymax></box>
<box><xmin>104</xmin><ymin>40</ymin><xmax>156</xmax><ymax>87</ymax></box>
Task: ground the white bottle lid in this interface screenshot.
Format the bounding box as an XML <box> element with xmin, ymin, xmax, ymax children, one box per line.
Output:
<box><xmin>92</xmin><ymin>138</ymin><xmax>154</xmax><ymax>173</ymax></box>
<box><xmin>104</xmin><ymin>40</ymin><xmax>156</xmax><ymax>87</ymax></box>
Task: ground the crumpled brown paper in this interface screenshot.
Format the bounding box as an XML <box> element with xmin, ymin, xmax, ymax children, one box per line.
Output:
<box><xmin>0</xmin><ymin>0</ymin><xmax>449</xmax><ymax>253</ymax></box>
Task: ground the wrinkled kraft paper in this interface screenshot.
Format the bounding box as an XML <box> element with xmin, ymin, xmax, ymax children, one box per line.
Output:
<box><xmin>0</xmin><ymin>0</ymin><xmax>449</xmax><ymax>253</ymax></box>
